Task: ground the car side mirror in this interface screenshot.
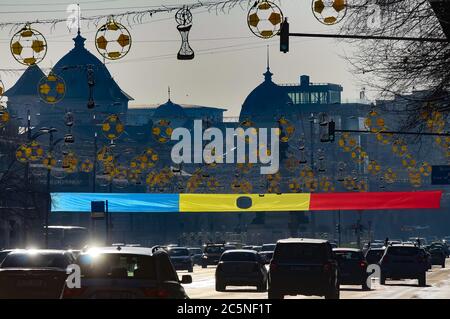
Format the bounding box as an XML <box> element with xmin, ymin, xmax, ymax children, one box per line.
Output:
<box><xmin>181</xmin><ymin>275</ymin><xmax>192</xmax><ymax>284</ymax></box>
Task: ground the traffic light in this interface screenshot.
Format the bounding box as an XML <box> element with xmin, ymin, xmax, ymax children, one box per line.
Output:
<box><xmin>328</xmin><ymin>120</ymin><xmax>336</xmax><ymax>142</ymax></box>
<box><xmin>280</xmin><ymin>18</ymin><xmax>289</xmax><ymax>53</ymax></box>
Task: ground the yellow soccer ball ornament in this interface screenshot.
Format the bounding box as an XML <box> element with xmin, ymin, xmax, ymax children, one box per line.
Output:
<box><xmin>247</xmin><ymin>1</ymin><xmax>284</xmax><ymax>39</ymax></box>
<box><xmin>38</xmin><ymin>72</ymin><xmax>66</xmax><ymax>104</ymax></box>
<box><xmin>312</xmin><ymin>0</ymin><xmax>347</xmax><ymax>25</ymax></box>
<box><xmin>152</xmin><ymin>119</ymin><xmax>173</xmax><ymax>144</ymax></box>
<box><xmin>10</xmin><ymin>23</ymin><xmax>47</xmax><ymax>66</ymax></box>
<box><xmin>81</xmin><ymin>159</ymin><xmax>94</xmax><ymax>173</ymax></box>
<box><xmin>102</xmin><ymin>114</ymin><xmax>125</xmax><ymax>141</ymax></box>
<box><xmin>0</xmin><ymin>106</ymin><xmax>10</xmax><ymax>128</ymax></box>
<box><xmin>95</xmin><ymin>16</ymin><xmax>132</xmax><ymax>60</ymax></box>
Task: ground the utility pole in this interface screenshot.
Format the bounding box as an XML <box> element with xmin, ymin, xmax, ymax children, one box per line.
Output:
<box><xmin>309</xmin><ymin>113</ymin><xmax>316</xmax><ymax>238</ymax></box>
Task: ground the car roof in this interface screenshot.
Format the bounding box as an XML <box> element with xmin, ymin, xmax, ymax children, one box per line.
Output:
<box><xmin>367</xmin><ymin>248</ymin><xmax>385</xmax><ymax>251</ymax></box>
<box><xmin>223</xmin><ymin>249</ymin><xmax>258</xmax><ymax>254</ymax></box>
<box><xmin>8</xmin><ymin>249</ymin><xmax>69</xmax><ymax>255</ymax></box>
<box><xmin>333</xmin><ymin>248</ymin><xmax>362</xmax><ymax>252</ymax></box>
<box><xmin>277</xmin><ymin>238</ymin><xmax>329</xmax><ymax>244</ymax></box>
<box><xmin>388</xmin><ymin>244</ymin><xmax>418</xmax><ymax>248</ymax></box>
<box><xmin>168</xmin><ymin>247</ymin><xmax>188</xmax><ymax>250</ymax></box>
<box><xmin>80</xmin><ymin>246</ymin><xmax>155</xmax><ymax>256</ymax></box>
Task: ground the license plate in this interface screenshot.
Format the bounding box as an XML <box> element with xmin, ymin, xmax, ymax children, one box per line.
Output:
<box><xmin>16</xmin><ymin>279</ymin><xmax>44</xmax><ymax>288</ymax></box>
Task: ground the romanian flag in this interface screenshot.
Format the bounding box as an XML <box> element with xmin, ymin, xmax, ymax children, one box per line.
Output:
<box><xmin>52</xmin><ymin>191</ymin><xmax>443</xmax><ymax>213</ymax></box>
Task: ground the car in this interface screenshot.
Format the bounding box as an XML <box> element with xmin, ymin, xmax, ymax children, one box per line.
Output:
<box><xmin>168</xmin><ymin>247</ymin><xmax>194</xmax><ymax>272</ymax></box>
<box><xmin>429</xmin><ymin>242</ymin><xmax>450</xmax><ymax>258</ymax></box>
<box><xmin>379</xmin><ymin>244</ymin><xmax>428</xmax><ymax>286</ymax></box>
<box><xmin>0</xmin><ymin>250</ymin><xmax>13</xmax><ymax>264</ymax></box>
<box><xmin>333</xmin><ymin>248</ymin><xmax>369</xmax><ymax>290</ymax></box>
<box><xmin>201</xmin><ymin>244</ymin><xmax>228</xmax><ymax>268</ymax></box>
<box><xmin>259</xmin><ymin>244</ymin><xmax>276</xmax><ymax>264</ymax></box>
<box><xmin>64</xmin><ymin>246</ymin><xmax>191</xmax><ymax>299</ymax></box>
<box><xmin>242</xmin><ymin>245</ymin><xmax>262</xmax><ymax>252</ymax></box>
<box><xmin>428</xmin><ymin>246</ymin><xmax>446</xmax><ymax>268</ymax></box>
<box><xmin>0</xmin><ymin>249</ymin><xmax>75</xmax><ymax>299</ymax></box>
<box><xmin>215</xmin><ymin>250</ymin><xmax>268</xmax><ymax>292</ymax></box>
<box><xmin>268</xmin><ymin>238</ymin><xmax>340</xmax><ymax>299</ymax></box>
<box><xmin>188</xmin><ymin>247</ymin><xmax>203</xmax><ymax>266</ymax></box>
<box><xmin>365</xmin><ymin>248</ymin><xmax>385</xmax><ymax>265</ymax></box>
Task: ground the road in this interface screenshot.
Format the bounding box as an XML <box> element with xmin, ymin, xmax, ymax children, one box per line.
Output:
<box><xmin>178</xmin><ymin>260</ymin><xmax>450</xmax><ymax>299</ymax></box>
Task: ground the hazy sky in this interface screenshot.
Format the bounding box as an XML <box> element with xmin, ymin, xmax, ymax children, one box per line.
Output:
<box><xmin>0</xmin><ymin>0</ymin><xmax>362</xmax><ymax>117</ymax></box>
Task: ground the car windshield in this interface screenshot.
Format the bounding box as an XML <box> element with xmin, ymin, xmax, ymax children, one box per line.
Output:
<box><xmin>1</xmin><ymin>253</ymin><xmax>68</xmax><ymax>268</ymax></box>
<box><xmin>261</xmin><ymin>244</ymin><xmax>276</xmax><ymax>252</ymax></box>
<box><xmin>189</xmin><ymin>249</ymin><xmax>202</xmax><ymax>254</ymax></box>
<box><xmin>334</xmin><ymin>251</ymin><xmax>362</xmax><ymax>261</ymax></box>
<box><xmin>387</xmin><ymin>247</ymin><xmax>419</xmax><ymax>256</ymax></box>
<box><xmin>274</xmin><ymin>244</ymin><xmax>328</xmax><ymax>263</ymax></box>
<box><xmin>221</xmin><ymin>252</ymin><xmax>257</xmax><ymax>262</ymax></box>
<box><xmin>205</xmin><ymin>246</ymin><xmax>225</xmax><ymax>254</ymax></box>
<box><xmin>77</xmin><ymin>253</ymin><xmax>158</xmax><ymax>280</ymax></box>
<box><xmin>168</xmin><ymin>248</ymin><xmax>189</xmax><ymax>257</ymax></box>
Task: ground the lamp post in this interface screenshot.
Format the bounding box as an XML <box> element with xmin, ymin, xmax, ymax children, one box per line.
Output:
<box><xmin>309</xmin><ymin>113</ymin><xmax>316</xmax><ymax>238</ymax></box>
<box><xmin>33</xmin><ymin>127</ymin><xmax>64</xmax><ymax>249</ymax></box>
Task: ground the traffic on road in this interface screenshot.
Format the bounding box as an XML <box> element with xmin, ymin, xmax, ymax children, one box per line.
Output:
<box><xmin>1</xmin><ymin>237</ymin><xmax>450</xmax><ymax>299</ymax></box>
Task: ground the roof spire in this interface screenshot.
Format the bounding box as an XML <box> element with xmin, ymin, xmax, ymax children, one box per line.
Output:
<box><xmin>77</xmin><ymin>3</ymin><xmax>81</xmax><ymax>36</ymax></box>
<box><xmin>264</xmin><ymin>45</ymin><xmax>273</xmax><ymax>82</ymax></box>
<box><xmin>168</xmin><ymin>86</ymin><xmax>171</xmax><ymax>102</ymax></box>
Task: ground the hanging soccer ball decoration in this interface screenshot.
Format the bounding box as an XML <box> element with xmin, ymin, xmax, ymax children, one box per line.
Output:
<box><xmin>10</xmin><ymin>23</ymin><xmax>47</xmax><ymax>66</ymax></box>
<box><xmin>81</xmin><ymin>159</ymin><xmax>94</xmax><ymax>173</ymax></box>
<box><xmin>152</xmin><ymin>119</ymin><xmax>173</xmax><ymax>143</ymax></box>
<box><xmin>102</xmin><ymin>114</ymin><xmax>125</xmax><ymax>140</ymax></box>
<box><xmin>38</xmin><ymin>72</ymin><xmax>66</xmax><ymax>104</ymax></box>
<box><xmin>312</xmin><ymin>0</ymin><xmax>347</xmax><ymax>25</ymax></box>
<box><xmin>95</xmin><ymin>16</ymin><xmax>132</xmax><ymax>60</ymax></box>
<box><xmin>247</xmin><ymin>1</ymin><xmax>284</xmax><ymax>39</ymax></box>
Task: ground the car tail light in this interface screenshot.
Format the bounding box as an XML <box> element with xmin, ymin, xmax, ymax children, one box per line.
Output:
<box><xmin>323</xmin><ymin>263</ymin><xmax>332</xmax><ymax>272</ymax></box>
<box><xmin>141</xmin><ymin>288</ymin><xmax>170</xmax><ymax>298</ymax></box>
<box><xmin>62</xmin><ymin>287</ymin><xmax>87</xmax><ymax>299</ymax></box>
<box><xmin>270</xmin><ymin>262</ymin><xmax>277</xmax><ymax>272</ymax></box>
<box><xmin>360</xmin><ymin>261</ymin><xmax>368</xmax><ymax>268</ymax></box>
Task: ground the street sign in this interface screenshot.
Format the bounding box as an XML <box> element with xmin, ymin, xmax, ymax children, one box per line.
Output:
<box><xmin>432</xmin><ymin>166</ymin><xmax>450</xmax><ymax>185</ymax></box>
<box><xmin>91</xmin><ymin>201</ymin><xmax>106</xmax><ymax>220</ymax></box>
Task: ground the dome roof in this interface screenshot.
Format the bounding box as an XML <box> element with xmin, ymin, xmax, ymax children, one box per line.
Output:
<box><xmin>154</xmin><ymin>99</ymin><xmax>187</xmax><ymax>119</ymax></box>
<box><xmin>52</xmin><ymin>32</ymin><xmax>132</xmax><ymax>101</ymax></box>
<box><xmin>5</xmin><ymin>65</ymin><xmax>45</xmax><ymax>97</ymax></box>
<box><xmin>239</xmin><ymin>67</ymin><xmax>293</xmax><ymax>122</ymax></box>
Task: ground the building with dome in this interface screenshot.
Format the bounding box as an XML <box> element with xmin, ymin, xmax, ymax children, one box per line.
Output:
<box><xmin>6</xmin><ymin>31</ymin><xmax>133</xmax><ymax>133</ymax></box>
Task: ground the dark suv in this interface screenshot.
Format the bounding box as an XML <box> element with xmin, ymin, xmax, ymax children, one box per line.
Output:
<box><xmin>201</xmin><ymin>244</ymin><xmax>231</xmax><ymax>268</ymax></box>
<box><xmin>268</xmin><ymin>239</ymin><xmax>339</xmax><ymax>299</ymax></box>
<box><xmin>379</xmin><ymin>244</ymin><xmax>428</xmax><ymax>286</ymax></box>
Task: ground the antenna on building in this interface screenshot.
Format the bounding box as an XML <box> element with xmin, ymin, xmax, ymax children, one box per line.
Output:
<box><xmin>168</xmin><ymin>86</ymin><xmax>171</xmax><ymax>102</ymax></box>
<box><xmin>77</xmin><ymin>3</ymin><xmax>81</xmax><ymax>35</ymax></box>
<box><xmin>266</xmin><ymin>45</ymin><xmax>270</xmax><ymax>71</ymax></box>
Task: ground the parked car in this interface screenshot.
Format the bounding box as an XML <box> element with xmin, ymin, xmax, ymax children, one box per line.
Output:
<box><xmin>167</xmin><ymin>247</ymin><xmax>193</xmax><ymax>273</ymax></box>
<box><xmin>364</xmin><ymin>248</ymin><xmax>385</xmax><ymax>265</ymax></box>
<box><xmin>429</xmin><ymin>242</ymin><xmax>450</xmax><ymax>258</ymax></box>
<box><xmin>259</xmin><ymin>244</ymin><xmax>276</xmax><ymax>264</ymax></box>
<box><xmin>0</xmin><ymin>249</ymin><xmax>75</xmax><ymax>299</ymax></box>
<box><xmin>215</xmin><ymin>250</ymin><xmax>268</xmax><ymax>292</ymax></box>
<box><xmin>428</xmin><ymin>246</ymin><xmax>446</xmax><ymax>268</ymax></box>
<box><xmin>64</xmin><ymin>246</ymin><xmax>191</xmax><ymax>299</ymax></box>
<box><xmin>188</xmin><ymin>247</ymin><xmax>203</xmax><ymax>266</ymax></box>
<box><xmin>379</xmin><ymin>244</ymin><xmax>428</xmax><ymax>286</ymax></box>
<box><xmin>242</xmin><ymin>245</ymin><xmax>262</xmax><ymax>252</ymax></box>
<box><xmin>333</xmin><ymin>248</ymin><xmax>369</xmax><ymax>290</ymax></box>
<box><xmin>268</xmin><ymin>238</ymin><xmax>340</xmax><ymax>299</ymax></box>
<box><xmin>201</xmin><ymin>244</ymin><xmax>228</xmax><ymax>268</ymax></box>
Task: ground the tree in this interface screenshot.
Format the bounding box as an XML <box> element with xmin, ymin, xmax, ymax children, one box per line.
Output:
<box><xmin>339</xmin><ymin>0</ymin><xmax>450</xmax><ymax>130</ymax></box>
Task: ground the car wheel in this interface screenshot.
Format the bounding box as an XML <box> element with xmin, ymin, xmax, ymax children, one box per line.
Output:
<box><xmin>268</xmin><ymin>289</ymin><xmax>283</xmax><ymax>299</ymax></box>
<box><xmin>418</xmin><ymin>273</ymin><xmax>426</xmax><ymax>287</ymax></box>
<box><xmin>442</xmin><ymin>262</ymin><xmax>446</xmax><ymax>269</ymax></box>
<box><xmin>216</xmin><ymin>281</ymin><xmax>226</xmax><ymax>292</ymax></box>
<box><xmin>188</xmin><ymin>266</ymin><xmax>194</xmax><ymax>273</ymax></box>
<box><xmin>362</xmin><ymin>282</ymin><xmax>371</xmax><ymax>291</ymax></box>
<box><xmin>202</xmin><ymin>264</ymin><xmax>207</xmax><ymax>269</ymax></box>
<box><xmin>380</xmin><ymin>274</ymin><xmax>386</xmax><ymax>285</ymax></box>
<box><xmin>257</xmin><ymin>281</ymin><xmax>267</xmax><ymax>292</ymax></box>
